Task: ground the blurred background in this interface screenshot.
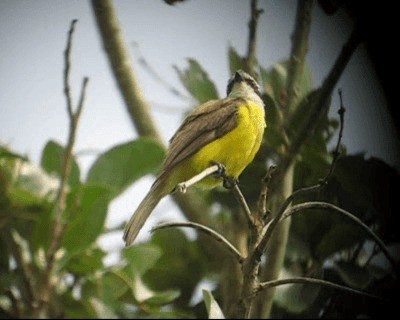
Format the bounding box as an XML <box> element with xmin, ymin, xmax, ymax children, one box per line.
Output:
<box><xmin>1</xmin><ymin>1</ymin><xmax>399</xmax><ymax>318</ymax></box>
<box><xmin>1</xmin><ymin>0</ymin><xmax>398</xmax><ymax>250</ymax></box>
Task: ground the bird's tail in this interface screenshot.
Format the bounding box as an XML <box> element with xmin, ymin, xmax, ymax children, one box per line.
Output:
<box><xmin>123</xmin><ymin>178</ymin><xmax>167</xmax><ymax>246</ymax></box>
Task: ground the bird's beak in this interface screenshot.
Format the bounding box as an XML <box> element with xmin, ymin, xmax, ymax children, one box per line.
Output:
<box><xmin>234</xmin><ymin>71</ymin><xmax>243</xmax><ymax>82</ymax></box>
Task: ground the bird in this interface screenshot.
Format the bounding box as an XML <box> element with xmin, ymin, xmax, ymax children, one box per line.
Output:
<box><xmin>123</xmin><ymin>70</ymin><xmax>266</xmax><ymax>246</ymax></box>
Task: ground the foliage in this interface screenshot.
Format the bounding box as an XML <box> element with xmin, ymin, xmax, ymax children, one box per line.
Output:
<box><xmin>1</xmin><ymin>5</ymin><xmax>399</xmax><ymax>320</ymax></box>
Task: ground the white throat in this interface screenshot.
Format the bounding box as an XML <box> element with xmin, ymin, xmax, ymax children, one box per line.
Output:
<box><xmin>228</xmin><ymin>82</ymin><xmax>264</xmax><ymax>107</ymax></box>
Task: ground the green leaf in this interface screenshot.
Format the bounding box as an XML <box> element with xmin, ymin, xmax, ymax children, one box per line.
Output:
<box><xmin>8</xmin><ymin>188</ymin><xmax>45</xmax><ymax>207</ymax></box>
<box><xmin>332</xmin><ymin>155</ymin><xmax>400</xmax><ymax>243</ymax></box>
<box><xmin>81</xmin><ymin>270</ymin><xmax>129</xmax><ymax>303</ymax></box>
<box><xmin>316</xmin><ymin>222</ymin><xmax>365</xmax><ymax>261</ymax></box>
<box><xmin>13</xmin><ymin>162</ymin><xmax>59</xmax><ymax>202</ymax></box>
<box><xmin>87</xmin><ymin>138</ymin><xmax>165</xmax><ymax>198</ymax></box>
<box><xmin>122</xmin><ymin>242</ymin><xmax>163</xmax><ymax>276</ymax></box>
<box><xmin>0</xmin><ymin>146</ymin><xmax>28</xmax><ymax>162</ymax></box>
<box><xmin>228</xmin><ymin>46</ymin><xmax>244</xmax><ymax>74</ymax></box>
<box><xmin>144</xmin><ymin>289</ymin><xmax>181</xmax><ymax>306</ymax></box>
<box><xmin>61</xmin><ymin>185</ymin><xmax>111</xmax><ymax>254</ymax></box>
<box><xmin>64</xmin><ymin>247</ymin><xmax>106</xmax><ymax>275</ymax></box>
<box><xmin>40</xmin><ymin>140</ymin><xmax>80</xmax><ymax>187</ymax></box>
<box><xmin>203</xmin><ymin>289</ymin><xmax>225</xmax><ymax>319</ymax></box>
<box><xmin>174</xmin><ymin>59</ymin><xmax>219</xmax><ymax>103</ymax></box>
<box><xmin>260</xmin><ymin>60</ymin><xmax>312</xmax><ymax>108</ymax></box>
<box><xmin>144</xmin><ymin>229</ymin><xmax>208</xmax><ymax>306</ymax></box>
<box><xmin>31</xmin><ymin>204</ymin><xmax>54</xmax><ymax>251</ymax></box>
<box><xmin>61</xmin><ymin>292</ymin><xmax>98</xmax><ymax>318</ymax></box>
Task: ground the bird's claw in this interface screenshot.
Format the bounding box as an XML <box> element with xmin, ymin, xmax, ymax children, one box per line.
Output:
<box><xmin>210</xmin><ymin>161</ymin><xmax>238</xmax><ymax>189</ymax></box>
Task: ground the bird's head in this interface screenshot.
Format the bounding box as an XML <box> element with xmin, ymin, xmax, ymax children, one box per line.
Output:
<box><xmin>226</xmin><ymin>70</ymin><xmax>263</xmax><ymax>106</ymax></box>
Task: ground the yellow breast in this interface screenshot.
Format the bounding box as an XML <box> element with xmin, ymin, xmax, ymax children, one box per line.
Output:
<box><xmin>175</xmin><ymin>100</ymin><xmax>266</xmax><ymax>189</ymax></box>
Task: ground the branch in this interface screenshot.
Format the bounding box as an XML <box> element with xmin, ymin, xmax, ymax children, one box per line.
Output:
<box><xmin>273</xmin><ymin>27</ymin><xmax>361</xmax><ymax>191</ymax></box>
<box><xmin>175</xmin><ymin>165</ymin><xmax>219</xmax><ymax>193</ymax></box>
<box><xmin>91</xmin><ymin>0</ymin><xmax>162</xmax><ymax>141</ymax></box>
<box><xmin>256</xmin><ymin>165</ymin><xmax>276</xmax><ymax>225</ymax></box>
<box><xmin>231</xmin><ymin>181</ymin><xmax>256</xmax><ymax>231</ymax></box>
<box><xmin>174</xmin><ymin>164</ymin><xmax>256</xmax><ymax>231</ymax></box>
<box><xmin>275</xmin><ymin>88</ymin><xmax>346</xmax><ymax>221</ymax></box>
<box><xmin>91</xmin><ymin>0</ymin><xmax>218</xmax><ymax>257</ymax></box>
<box><xmin>323</xmin><ymin>88</ymin><xmax>345</xmax><ymax>181</ymax></box>
<box><xmin>280</xmin><ymin>201</ymin><xmax>398</xmax><ymax>273</ymax></box>
<box><xmin>254</xmin><ymin>277</ymin><xmax>383</xmax><ymax>301</ymax></box>
<box><xmin>63</xmin><ymin>19</ymin><xmax>77</xmax><ymax>118</ymax></box>
<box><xmin>285</xmin><ymin>0</ymin><xmax>313</xmax><ymax>112</ymax></box>
<box><xmin>249</xmin><ymin>3</ymin><xmax>313</xmax><ymax>318</ymax></box>
<box><xmin>244</xmin><ymin>0</ymin><xmax>263</xmax><ymax>75</ymax></box>
<box><xmin>151</xmin><ymin>222</ymin><xmax>244</xmax><ymax>263</ymax></box>
<box><xmin>34</xmin><ymin>19</ymin><xmax>89</xmax><ymax>318</ymax></box>
<box><xmin>48</xmin><ymin>76</ymin><xmax>89</xmax><ymax>262</ymax></box>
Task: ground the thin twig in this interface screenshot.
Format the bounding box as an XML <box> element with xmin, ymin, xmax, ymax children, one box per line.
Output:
<box><xmin>64</xmin><ymin>19</ymin><xmax>78</xmax><ymax>119</ymax></box>
<box><xmin>323</xmin><ymin>88</ymin><xmax>345</xmax><ymax>182</ymax></box>
<box><xmin>35</xmin><ymin>19</ymin><xmax>89</xmax><ymax>318</ymax></box>
<box><xmin>75</xmin><ymin>77</ymin><xmax>89</xmax><ymax>121</ymax></box>
<box><xmin>231</xmin><ymin>182</ymin><xmax>256</xmax><ymax>230</ymax></box>
<box><xmin>151</xmin><ymin>222</ymin><xmax>244</xmax><ymax>263</ymax></box>
<box><xmin>131</xmin><ymin>41</ymin><xmax>191</xmax><ymax>101</ymax></box>
<box><xmin>280</xmin><ymin>201</ymin><xmax>397</xmax><ymax>273</ymax></box>
<box><xmin>175</xmin><ymin>165</ymin><xmax>219</xmax><ymax>193</ymax></box>
<box><xmin>48</xmin><ymin>76</ymin><xmax>89</xmax><ymax>262</ymax></box>
<box><xmin>174</xmin><ymin>164</ymin><xmax>255</xmax><ymax>230</ymax></box>
<box><xmin>254</xmin><ymin>277</ymin><xmax>383</xmax><ymax>301</ymax></box>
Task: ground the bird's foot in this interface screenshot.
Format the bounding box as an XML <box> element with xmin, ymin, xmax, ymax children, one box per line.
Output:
<box><xmin>210</xmin><ymin>161</ymin><xmax>238</xmax><ymax>189</ymax></box>
<box><xmin>210</xmin><ymin>161</ymin><xmax>227</xmax><ymax>179</ymax></box>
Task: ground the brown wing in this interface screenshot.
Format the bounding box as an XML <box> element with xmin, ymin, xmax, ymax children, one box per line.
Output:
<box><xmin>162</xmin><ymin>97</ymin><xmax>244</xmax><ymax>172</ymax></box>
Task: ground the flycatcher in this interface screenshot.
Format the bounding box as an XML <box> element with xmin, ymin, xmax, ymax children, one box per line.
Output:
<box><xmin>123</xmin><ymin>70</ymin><xmax>266</xmax><ymax>246</ymax></box>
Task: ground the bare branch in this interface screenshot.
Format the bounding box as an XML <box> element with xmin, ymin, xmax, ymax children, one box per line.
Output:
<box><xmin>323</xmin><ymin>88</ymin><xmax>345</xmax><ymax>182</ymax></box>
<box><xmin>63</xmin><ymin>19</ymin><xmax>78</xmax><ymax>119</ymax></box>
<box><xmin>255</xmin><ymin>277</ymin><xmax>383</xmax><ymax>301</ymax></box>
<box><xmin>174</xmin><ymin>163</ymin><xmax>255</xmax><ymax>231</ymax></box>
<box><xmin>231</xmin><ymin>182</ymin><xmax>256</xmax><ymax>230</ymax></box>
<box><xmin>91</xmin><ymin>0</ymin><xmax>163</xmax><ymax>141</ymax></box>
<box><xmin>285</xmin><ymin>0</ymin><xmax>313</xmax><ymax>112</ymax></box>
<box><xmin>175</xmin><ymin>165</ymin><xmax>219</xmax><ymax>193</ymax></box>
<box><xmin>34</xmin><ymin>19</ymin><xmax>89</xmax><ymax>318</ymax></box>
<box><xmin>49</xmin><ymin>31</ymin><xmax>89</xmax><ymax>263</ymax></box>
<box><xmin>152</xmin><ymin>222</ymin><xmax>244</xmax><ymax>263</ymax></box>
<box><xmin>281</xmin><ymin>201</ymin><xmax>397</xmax><ymax>273</ymax></box>
<box><xmin>244</xmin><ymin>0</ymin><xmax>263</xmax><ymax>75</ymax></box>
<box><xmin>74</xmin><ymin>77</ymin><xmax>89</xmax><ymax>121</ymax></box>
